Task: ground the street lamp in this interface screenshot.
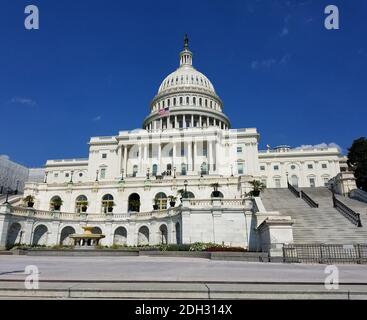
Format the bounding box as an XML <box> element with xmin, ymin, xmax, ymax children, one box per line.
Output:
<box><xmin>173</xmin><ymin>167</ymin><xmax>176</xmax><ymax>179</ymax></box>
<box><xmin>120</xmin><ymin>168</ymin><xmax>124</xmax><ymax>181</ymax></box>
<box><xmin>95</xmin><ymin>170</ymin><xmax>99</xmax><ymax>182</ymax></box>
<box><xmin>286</xmin><ymin>171</ymin><xmax>289</xmax><ymax>185</ymax></box>
<box><xmin>146</xmin><ymin>167</ymin><xmax>150</xmax><ymax>180</ymax></box>
<box><xmin>44</xmin><ymin>172</ymin><xmax>48</xmax><ymax>184</ymax></box>
<box><xmin>230</xmin><ymin>165</ymin><xmax>233</xmax><ymax>177</ymax></box>
<box><xmin>4</xmin><ymin>187</ymin><xmax>9</xmax><ymax>204</ymax></box>
<box><xmin>70</xmin><ymin>171</ymin><xmax>74</xmax><ymax>183</ymax></box>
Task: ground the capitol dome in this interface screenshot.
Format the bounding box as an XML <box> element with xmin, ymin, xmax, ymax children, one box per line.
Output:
<box><xmin>143</xmin><ymin>35</ymin><xmax>230</xmax><ymax>131</ymax></box>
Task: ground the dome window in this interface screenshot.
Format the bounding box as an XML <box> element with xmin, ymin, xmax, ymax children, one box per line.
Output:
<box><xmin>205</xmin><ymin>99</ymin><xmax>208</xmax><ymax>107</ymax></box>
<box><xmin>199</xmin><ymin>98</ymin><xmax>202</xmax><ymax>106</ymax></box>
<box><xmin>173</xmin><ymin>98</ymin><xmax>176</xmax><ymax>106</ymax></box>
<box><xmin>193</xmin><ymin>97</ymin><xmax>196</xmax><ymax>105</ymax></box>
<box><xmin>167</xmin><ymin>99</ymin><xmax>170</xmax><ymax>107</ymax></box>
<box><xmin>210</xmin><ymin>101</ymin><xmax>213</xmax><ymax>108</ymax></box>
<box><xmin>180</xmin><ymin>97</ymin><xmax>183</xmax><ymax>105</ymax></box>
<box><xmin>186</xmin><ymin>97</ymin><xmax>189</xmax><ymax>104</ymax></box>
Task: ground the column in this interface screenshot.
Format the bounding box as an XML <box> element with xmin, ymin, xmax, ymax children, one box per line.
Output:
<box><xmin>193</xmin><ymin>141</ymin><xmax>197</xmax><ymax>173</ymax></box>
<box><xmin>183</xmin><ymin>115</ymin><xmax>187</xmax><ymax>128</ymax></box>
<box><xmin>191</xmin><ymin>115</ymin><xmax>194</xmax><ymax>127</ymax></box>
<box><xmin>207</xmin><ymin>117</ymin><xmax>210</xmax><ymax>127</ymax></box>
<box><xmin>158</xmin><ymin>143</ymin><xmax>162</xmax><ymax>173</ymax></box>
<box><xmin>160</xmin><ymin>118</ymin><xmax>163</xmax><ymax>130</ymax></box>
<box><xmin>208</xmin><ymin>140</ymin><xmax>213</xmax><ymax>173</ymax></box>
<box><xmin>123</xmin><ymin>145</ymin><xmax>128</xmax><ymax>175</ymax></box>
<box><xmin>173</xmin><ymin>142</ymin><xmax>176</xmax><ymax>169</ymax></box>
<box><xmin>143</xmin><ymin>144</ymin><xmax>148</xmax><ymax>174</ymax></box>
<box><xmin>138</xmin><ymin>144</ymin><xmax>142</xmax><ymax>174</ymax></box>
<box><xmin>199</xmin><ymin>116</ymin><xmax>202</xmax><ymax>127</ymax></box>
<box><xmin>175</xmin><ymin>115</ymin><xmax>178</xmax><ymax>128</ymax></box>
<box><xmin>214</xmin><ymin>141</ymin><xmax>219</xmax><ymax>173</ymax></box>
<box><xmin>187</xmin><ymin>141</ymin><xmax>192</xmax><ymax>172</ymax></box>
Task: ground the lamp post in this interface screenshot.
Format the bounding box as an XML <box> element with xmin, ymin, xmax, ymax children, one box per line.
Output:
<box><xmin>286</xmin><ymin>171</ymin><xmax>289</xmax><ymax>186</ymax></box>
<box><xmin>44</xmin><ymin>172</ymin><xmax>48</xmax><ymax>183</ymax></box>
<box><xmin>95</xmin><ymin>170</ymin><xmax>99</xmax><ymax>182</ymax></box>
<box><xmin>173</xmin><ymin>167</ymin><xmax>176</xmax><ymax>179</ymax></box>
<box><xmin>120</xmin><ymin>168</ymin><xmax>124</xmax><ymax>181</ymax></box>
<box><xmin>146</xmin><ymin>167</ymin><xmax>150</xmax><ymax>180</ymax></box>
<box><xmin>230</xmin><ymin>165</ymin><xmax>233</xmax><ymax>177</ymax></box>
<box><xmin>70</xmin><ymin>171</ymin><xmax>74</xmax><ymax>183</ymax></box>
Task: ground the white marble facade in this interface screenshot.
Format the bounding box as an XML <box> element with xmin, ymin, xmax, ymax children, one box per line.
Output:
<box><xmin>0</xmin><ymin>37</ymin><xmax>344</xmax><ymax>250</ymax></box>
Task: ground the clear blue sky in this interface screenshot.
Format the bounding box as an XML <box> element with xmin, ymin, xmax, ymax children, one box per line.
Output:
<box><xmin>0</xmin><ymin>0</ymin><xmax>366</xmax><ymax>167</ymax></box>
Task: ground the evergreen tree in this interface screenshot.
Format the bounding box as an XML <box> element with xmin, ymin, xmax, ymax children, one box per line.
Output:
<box><xmin>347</xmin><ymin>137</ymin><xmax>367</xmax><ymax>191</ymax></box>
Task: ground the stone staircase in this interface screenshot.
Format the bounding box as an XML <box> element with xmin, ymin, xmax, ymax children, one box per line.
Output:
<box><xmin>261</xmin><ymin>188</ymin><xmax>367</xmax><ymax>244</ymax></box>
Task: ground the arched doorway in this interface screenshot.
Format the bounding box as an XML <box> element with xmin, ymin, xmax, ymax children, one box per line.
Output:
<box><xmin>138</xmin><ymin>226</ymin><xmax>149</xmax><ymax>245</ymax></box>
<box><xmin>128</xmin><ymin>193</ymin><xmax>140</xmax><ymax>212</ymax></box>
<box><xmin>114</xmin><ymin>227</ymin><xmax>127</xmax><ymax>245</ymax></box>
<box><xmin>60</xmin><ymin>226</ymin><xmax>75</xmax><ymax>245</ymax></box>
<box><xmin>175</xmin><ymin>223</ymin><xmax>181</xmax><ymax>244</ymax></box>
<box><xmin>32</xmin><ymin>225</ymin><xmax>48</xmax><ymax>246</ymax></box>
<box><xmin>291</xmin><ymin>175</ymin><xmax>299</xmax><ymax>188</ymax></box>
<box><xmin>7</xmin><ymin>223</ymin><xmax>22</xmax><ymax>247</ymax></box>
<box><xmin>159</xmin><ymin>225</ymin><xmax>168</xmax><ymax>244</ymax></box>
<box><xmin>210</xmin><ymin>191</ymin><xmax>224</xmax><ymax>198</ymax></box>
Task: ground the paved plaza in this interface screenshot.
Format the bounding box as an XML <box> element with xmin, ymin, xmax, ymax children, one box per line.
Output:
<box><xmin>1</xmin><ymin>256</ymin><xmax>366</xmax><ymax>283</ymax></box>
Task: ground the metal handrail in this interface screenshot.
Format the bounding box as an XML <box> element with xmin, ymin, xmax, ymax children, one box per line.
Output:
<box><xmin>300</xmin><ymin>191</ymin><xmax>319</xmax><ymax>208</ymax></box>
<box><xmin>333</xmin><ymin>194</ymin><xmax>362</xmax><ymax>227</ymax></box>
<box><xmin>287</xmin><ymin>182</ymin><xmax>300</xmax><ymax>198</ymax></box>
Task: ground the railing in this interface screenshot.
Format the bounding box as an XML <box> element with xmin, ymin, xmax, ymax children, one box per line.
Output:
<box><xmin>300</xmin><ymin>191</ymin><xmax>319</xmax><ymax>208</ymax></box>
<box><xmin>287</xmin><ymin>182</ymin><xmax>300</xmax><ymax>198</ymax></box>
<box><xmin>283</xmin><ymin>244</ymin><xmax>367</xmax><ymax>264</ymax></box>
<box><xmin>332</xmin><ymin>194</ymin><xmax>362</xmax><ymax>227</ymax></box>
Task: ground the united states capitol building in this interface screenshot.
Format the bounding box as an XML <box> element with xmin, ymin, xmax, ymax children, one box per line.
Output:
<box><xmin>1</xmin><ymin>37</ymin><xmax>365</xmax><ymax>253</ymax></box>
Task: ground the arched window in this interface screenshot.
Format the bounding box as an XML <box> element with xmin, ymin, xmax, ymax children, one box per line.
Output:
<box><xmin>199</xmin><ymin>98</ymin><xmax>202</xmax><ymax>106</ymax></box>
<box><xmin>155</xmin><ymin>192</ymin><xmax>167</xmax><ymax>210</ymax></box>
<box><xmin>173</xmin><ymin>98</ymin><xmax>176</xmax><ymax>106</ymax></box>
<box><xmin>186</xmin><ymin>97</ymin><xmax>189</xmax><ymax>104</ymax></box>
<box><xmin>152</xmin><ymin>164</ymin><xmax>158</xmax><ymax>176</ymax></box>
<box><xmin>179</xmin><ymin>97</ymin><xmax>183</xmax><ymax>105</ymax></box>
<box><xmin>186</xmin><ymin>191</ymin><xmax>195</xmax><ymax>198</ymax></box>
<box><xmin>102</xmin><ymin>194</ymin><xmax>114</xmax><ymax>213</ymax></box>
<box><xmin>211</xmin><ymin>191</ymin><xmax>224</xmax><ymax>198</ymax></box>
<box><xmin>75</xmin><ymin>195</ymin><xmax>88</xmax><ymax>213</ymax></box>
<box><xmin>193</xmin><ymin>97</ymin><xmax>196</xmax><ymax>105</ymax></box>
<box><xmin>128</xmin><ymin>193</ymin><xmax>140</xmax><ymax>212</ymax></box>
<box><xmin>50</xmin><ymin>196</ymin><xmax>63</xmax><ymax>211</ymax></box>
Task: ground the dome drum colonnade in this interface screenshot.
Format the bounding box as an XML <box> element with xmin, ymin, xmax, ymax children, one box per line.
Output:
<box><xmin>143</xmin><ymin>35</ymin><xmax>230</xmax><ymax>131</ymax></box>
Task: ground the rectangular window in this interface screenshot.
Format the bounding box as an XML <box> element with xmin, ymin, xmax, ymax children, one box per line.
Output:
<box><xmin>237</xmin><ymin>146</ymin><xmax>242</xmax><ymax>153</ymax></box>
<box><xmin>65</xmin><ymin>173</ymin><xmax>69</xmax><ymax>177</ymax></box>
<box><xmin>54</xmin><ymin>173</ymin><xmax>58</xmax><ymax>178</ymax></box>
<box><xmin>274</xmin><ymin>165</ymin><xmax>279</xmax><ymax>171</ymax></box>
<box><xmin>308</xmin><ymin>164</ymin><xmax>313</xmax><ymax>169</ymax></box>
<box><xmin>260</xmin><ymin>166</ymin><xmax>265</xmax><ymax>171</ymax></box>
<box><xmin>102</xmin><ymin>153</ymin><xmax>107</xmax><ymax>159</ymax></box>
<box><xmin>322</xmin><ymin>163</ymin><xmax>327</xmax><ymax>169</ymax></box>
<box><xmin>100</xmin><ymin>168</ymin><xmax>106</xmax><ymax>179</ymax></box>
<box><xmin>238</xmin><ymin>163</ymin><xmax>244</xmax><ymax>175</ymax></box>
